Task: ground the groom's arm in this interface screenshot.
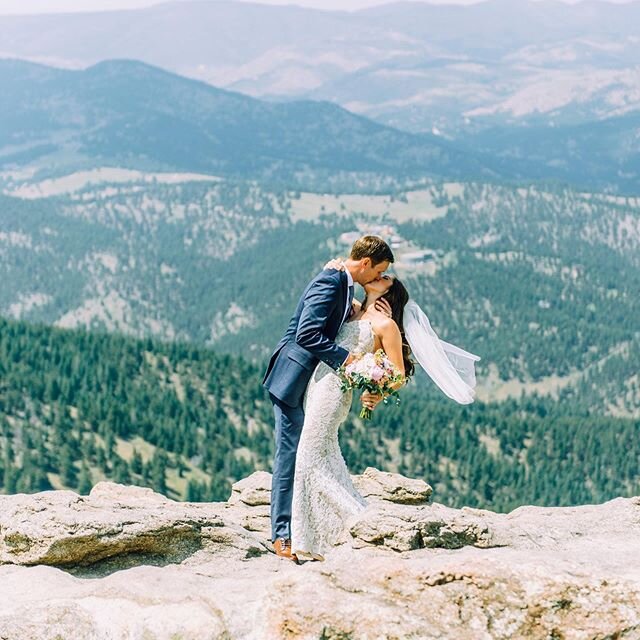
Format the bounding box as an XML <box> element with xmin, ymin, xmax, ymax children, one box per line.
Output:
<box><xmin>295</xmin><ymin>272</ymin><xmax>349</xmax><ymax>370</ymax></box>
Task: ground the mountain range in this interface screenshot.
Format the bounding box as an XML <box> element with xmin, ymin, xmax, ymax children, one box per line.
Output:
<box><xmin>0</xmin><ymin>57</ymin><xmax>638</xmax><ymax>192</ymax></box>
<box><xmin>0</xmin><ymin>0</ymin><xmax>639</xmax><ymax>136</ymax></box>
<box><xmin>0</xmin><ymin>58</ymin><xmax>500</xmax><ymax>183</ymax></box>
<box><xmin>0</xmin><ymin>55</ymin><xmax>638</xmax><ymax>418</ymax></box>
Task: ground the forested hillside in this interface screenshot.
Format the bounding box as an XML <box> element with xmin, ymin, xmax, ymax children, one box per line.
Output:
<box><xmin>0</xmin><ymin>316</ymin><xmax>270</xmax><ymax>502</ymax></box>
<box><xmin>1</xmin><ymin>175</ymin><xmax>638</xmax><ymax>416</ymax></box>
<box><xmin>1</xmin><ymin>316</ymin><xmax>638</xmax><ymax>512</ymax></box>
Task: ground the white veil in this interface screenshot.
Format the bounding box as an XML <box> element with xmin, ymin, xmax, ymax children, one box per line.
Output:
<box><xmin>403</xmin><ymin>300</ymin><xmax>481</xmax><ymax>404</ymax></box>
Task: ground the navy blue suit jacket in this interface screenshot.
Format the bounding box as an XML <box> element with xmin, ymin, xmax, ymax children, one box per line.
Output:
<box><xmin>263</xmin><ymin>269</ymin><xmax>350</xmax><ymax>408</ymax></box>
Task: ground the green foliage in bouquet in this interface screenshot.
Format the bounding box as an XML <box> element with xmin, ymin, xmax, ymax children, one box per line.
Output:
<box><xmin>338</xmin><ymin>349</ymin><xmax>405</xmax><ymax>420</ymax></box>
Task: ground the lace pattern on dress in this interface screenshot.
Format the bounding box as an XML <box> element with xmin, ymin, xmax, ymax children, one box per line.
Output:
<box><xmin>290</xmin><ymin>320</ymin><xmax>374</xmax><ymax>560</ymax></box>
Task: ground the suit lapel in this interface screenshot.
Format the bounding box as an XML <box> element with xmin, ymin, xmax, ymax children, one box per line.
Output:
<box><xmin>339</xmin><ymin>271</ymin><xmax>350</xmax><ymax>326</ymax></box>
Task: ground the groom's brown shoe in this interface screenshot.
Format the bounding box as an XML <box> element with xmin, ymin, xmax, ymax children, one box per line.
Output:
<box><xmin>273</xmin><ymin>538</ymin><xmax>299</xmax><ymax>563</ymax></box>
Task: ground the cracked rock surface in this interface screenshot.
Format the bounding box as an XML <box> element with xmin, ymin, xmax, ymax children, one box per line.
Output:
<box><xmin>1</xmin><ymin>469</ymin><xmax>639</xmax><ymax>639</ymax></box>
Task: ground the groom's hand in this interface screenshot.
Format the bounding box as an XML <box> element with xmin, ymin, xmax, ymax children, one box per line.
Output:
<box><xmin>324</xmin><ymin>257</ymin><xmax>345</xmax><ymax>271</ymax></box>
<box><xmin>361</xmin><ymin>391</ymin><xmax>383</xmax><ymax>412</ymax></box>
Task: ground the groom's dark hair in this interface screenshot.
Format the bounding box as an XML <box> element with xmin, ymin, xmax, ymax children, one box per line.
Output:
<box><xmin>350</xmin><ymin>235</ymin><xmax>394</xmax><ymax>265</ymax></box>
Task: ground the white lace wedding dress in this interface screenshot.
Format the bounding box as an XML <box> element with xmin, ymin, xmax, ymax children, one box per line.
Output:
<box><xmin>290</xmin><ymin>319</ymin><xmax>374</xmax><ymax>561</ymax></box>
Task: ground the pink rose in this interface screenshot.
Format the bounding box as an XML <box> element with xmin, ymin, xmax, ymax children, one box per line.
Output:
<box><xmin>370</xmin><ymin>366</ymin><xmax>384</xmax><ymax>382</ymax></box>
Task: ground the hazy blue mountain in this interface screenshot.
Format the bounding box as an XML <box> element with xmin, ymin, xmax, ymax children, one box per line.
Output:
<box><xmin>1</xmin><ymin>0</ymin><xmax>639</xmax><ymax>136</ymax></box>
<box><xmin>1</xmin><ymin>57</ymin><xmax>638</xmax><ymax>192</ymax></box>
<box><xmin>450</xmin><ymin>112</ymin><xmax>640</xmax><ymax>195</ymax></box>
<box><xmin>358</xmin><ymin>0</ymin><xmax>640</xmax><ymax>54</ymax></box>
<box><xmin>0</xmin><ymin>58</ymin><xmax>500</xmax><ymax>182</ymax></box>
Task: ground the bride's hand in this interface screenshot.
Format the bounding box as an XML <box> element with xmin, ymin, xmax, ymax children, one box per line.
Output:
<box><xmin>373</xmin><ymin>297</ymin><xmax>393</xmax><ymax>318</ymax></box>
<box><xmin>324</xmin><ymin>257</ymin><xmax>345</xmax><ymax>271</ymax></box>
<box><xmin>361</xmin><ymin>390</ymin><xmax>383</xmax><ymax>411</ymax></box>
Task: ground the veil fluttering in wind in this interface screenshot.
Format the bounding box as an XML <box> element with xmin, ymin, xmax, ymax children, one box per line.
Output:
<box><xmin>403</xmin><ymin>300</ymin><xmax>481</xmax><ymax>405</ymax></box>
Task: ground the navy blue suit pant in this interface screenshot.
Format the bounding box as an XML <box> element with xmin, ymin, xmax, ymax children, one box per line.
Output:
<box><xmin>269</xmin><ymin>392</ymin><xmax>305</xmax><ymax>541</ymax></box>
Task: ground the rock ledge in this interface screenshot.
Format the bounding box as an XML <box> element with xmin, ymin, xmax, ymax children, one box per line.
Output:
<box><xmin>0</xmin><ymin>469</ymin><xmax>639</xmax><ymax>640</ymax></box>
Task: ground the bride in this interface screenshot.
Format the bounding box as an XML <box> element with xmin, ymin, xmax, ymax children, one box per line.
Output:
<box><xmin>290</xmin><ymin>268</ymin><xmax>480</xmax><ymax>562</ymax></box>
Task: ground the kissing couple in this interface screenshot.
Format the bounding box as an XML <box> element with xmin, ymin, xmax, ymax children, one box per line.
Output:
<box><xmin>263</xmin><ymin>235</ymin><xmax>481</xmax><ymax>563</ymax></box>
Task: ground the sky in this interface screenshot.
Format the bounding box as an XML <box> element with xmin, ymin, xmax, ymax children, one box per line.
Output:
<box><xmin>0</xmin><ymin>0</ymin><xmax>636</xmax><ymax>15</ymax></box>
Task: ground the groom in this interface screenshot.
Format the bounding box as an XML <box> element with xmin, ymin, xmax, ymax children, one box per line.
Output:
<box><xmin>263</xmin><ymin>235</ymin><xmax>395</xmax><ymax>561</ymax></box>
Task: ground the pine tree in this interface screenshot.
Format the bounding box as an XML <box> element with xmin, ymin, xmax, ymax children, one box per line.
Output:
<box><xmin>32</xmin><ymin>465</ymin><xmax>52</xmax><ymax>492</ymax></box>
<box><xmin>77</xmin><ymin>462</ymin><xmax>93</xmax><ymax>495</ymax></box>
<box><xmin>113</xmin><ymin>458</ymin><xmax>131</xmax><ymax>485</ymax></box>
<box><xmin>186</xmin><ymin>478</ymin><xmax>205</xmax><ymax>502</ymax></box>
<box><xmin>95</xmin><ymin>446</ymin><xmax>109</xmax><ymax>473</ymax></box>
<box><xmin>130</xmin><ymin>449</ymin><xmax>143</xmax><ymax>475</ymax></box>
<box><xmin>59</xmin><ymin>444</ymin><xmax>77</xmax><ymax>487</ymax></box>
<box><xmin>3</xmin><ymin>459</ymin><xmax>17</xmax><ymax>493</ymax></box>
<box><xmin>151</xmin><ymin>449</ymin><xmax>168</xmax><ymax>495</ymax></box>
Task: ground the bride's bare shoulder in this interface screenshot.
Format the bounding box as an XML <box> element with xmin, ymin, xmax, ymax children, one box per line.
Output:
<box><xmin>367</xmin><ymin>309</ymin><xmax>399</xmax><ymax>336</ymax></box>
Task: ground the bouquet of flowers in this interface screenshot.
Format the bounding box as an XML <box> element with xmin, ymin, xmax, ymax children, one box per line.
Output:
<box><xmin>338</xmin><ymin>349</ymin><xmax>405</xmax><ymax>420</ymax></box>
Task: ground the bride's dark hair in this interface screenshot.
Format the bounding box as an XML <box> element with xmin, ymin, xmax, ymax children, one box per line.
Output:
<box><xmin>380</xmin><ymin>277</ymin><xmax>415</xmax><ymax>379</ymax></box>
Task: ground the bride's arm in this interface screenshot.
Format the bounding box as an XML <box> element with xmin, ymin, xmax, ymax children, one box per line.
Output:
<box><xmin>361</xmin><ymin>318</ymin><xmax>406</xmax><ymax>411</ymax></box>
<box><xmin>378</xmin><ymin>319</ymin><xmax>407</xmax><ymax>391</ymax></box>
